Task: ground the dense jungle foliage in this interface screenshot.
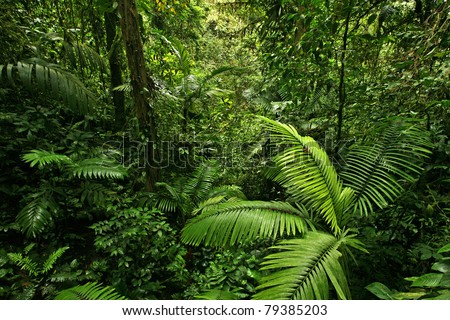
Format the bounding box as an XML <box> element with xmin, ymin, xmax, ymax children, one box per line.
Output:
<box><xmin>0</xmin><ymin>0</ymin><xmax>449</xmax><ymax>300</ymax></box>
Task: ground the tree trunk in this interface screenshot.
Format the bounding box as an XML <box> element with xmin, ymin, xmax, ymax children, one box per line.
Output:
<box><xmin>105</xmin><ymin>10</ymin><xmax>125</xmax><ymax>130</ymax></box>
<box><xmin>118</xmin><ymin>0</ymin><xmax>159</xmax><ymax>191</ymax></box>
<box><xmin>336</xmin><ymin>0</ymin><xmax>353</xmax><ymax>151</ymax></box>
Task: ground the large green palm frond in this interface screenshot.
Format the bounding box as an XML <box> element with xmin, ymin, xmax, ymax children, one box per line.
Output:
<box><xmin>254</xmin><ymin>231</ymin><xmax>366</xmax><ymax>300</ymax></box>
<box><xmin>55</xmin><ymin>282</ymin><xmax>126</xmax><ymax>300</ymax></box>
<box><xmin>27</xmin><ymin>30</ymin><xmax>107</xmax><ymax>74</ymax></box>
<box><xmin>260</xmin><ymin>116</ymin><xmax>349</xmax><ymax>234</ymax></box>
<box><xmin>181</xmin><ymin>201</ymin><xmax>309</xmax><ymax>246</ymax></box>
<box><xmin>340</xmin><ymin>118</ymin><xmax>432</xmax><ymax>216</ymax></box>
<box><xmin>61</xmin><ymin>41</ymin><xmax>108</xmax><ymax>74</ymax></box>
<box><xmin>0</xmin><ymin>59</ymin><xmax>97</xmax><ymax>114</ymax></box>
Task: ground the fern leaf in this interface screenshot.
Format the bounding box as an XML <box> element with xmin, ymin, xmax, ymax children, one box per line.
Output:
<box><xmin>259</xmin><ymin>116</ymin><xmax>347</xmax><ymax>234</ymax></box>
<box><xmin>7</xmin><ymin>253</ymin><xmax>40</xmax><ymax>277</ymax></box>
<box><xmin>181</xmin><ymin>201</ymin><xmax>309</xmax><ymax>246</ymax></box>
<box><xmin>55</xmin><ymin>282</ymin><xmax>126</xmax><ymax>300</ymax></box>
<box><xmin>340</xmin><ymin>118</ymin><xmax>432</xmax><ymax>216</ymax></box>
<box><xmin>23</xmin><ymin>243</ymin><xmax>36</xmax><ymax>254</ymax></box>
<box><xmin>254</xmin><ymin>231</ymin><xmax>364</xmax><ymax>300</ymax></box>
<box><xmin>22</xmin><ymin>149</ymin><xmax>71</xmax><ymax>168</ymax></box>
<box><xmin>156</xmin><ymin>182</ymin><xmax>183</xmax><ymax>202</ymax></box>
<box><xmin>42</xmin><ymin>246</ymin><xmax>69</xmax><ymax>274</ymax></box>
<box><xmin>70</xmin><ymin>158</ymin><xmax>127</xmax><ymax>179</ymax></box>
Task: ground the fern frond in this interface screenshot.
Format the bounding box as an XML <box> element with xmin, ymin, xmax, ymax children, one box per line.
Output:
<box><xmin>340</xmin><ymin>118</ymin><xmax>432</xmax><ymax>216</ymax></box>
<box><xmin>42</xmin><ymin>246</ymin><xmax>69</xmax><ymax>274</ymax></box>
<box><xmin>259</xmin><ymin>116</ymin><xmax>347</xmax><ymax>234</ymax></box>
<box><xmin>0</xmin><ymin>60</ymin><xmax>97</xmax><ymax>114</ymax></box>
<box><xmin>70</xmin><ymin>158</ymin><xmax>127</xmax><ymax>179</ymax></box>
<box><xmin>22</xmin><ymin>150</ymin><xmax>127</xmax><ymax>180</ymax></box>
<box><xmin>254</xmin><ymin>231</ymin><xmax>364</xmax><ymax>300</ymax></box>
<box><xmin>181</xmin><ymin>201</ymin><xmax>309</xmax><ymax>246</ymax></box>
<box><xmin>23</xmin><ymin>243</ymin><xmax>36</xmax><ymax>254</ymax></box>
<box><xmin>55</xmin><ymin>282</ymin><xmax>126</xmax><ymax>300</ymax></box>
<box><xmin>7</xmin><ymin>253</ymin><xmax>40</xmax><ymax>277</ymax></box>
<box><xmin>22</xmin><ymin>149</ymin><xmax>71</xmax><ymax>168</ymax></box>
<box><xmin>17</xmin><ymin>195</ymin><xmax>57</xmax><ymax>238</ymax></box>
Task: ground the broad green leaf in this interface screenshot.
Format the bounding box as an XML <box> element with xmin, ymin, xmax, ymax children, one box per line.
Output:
<box><xmin>437</xmin><ymin>244</ymin><xmax>450</xmax><ymax>254</ymax></box>
<box><xmin>411</xmin><ymin>273</ymin><xmax>443</xmax><ymax>288</ymax></box>
<box><xmin>431</xmin><ymin>258</ymin><xmax>450</xmax><ymax>274</ymax></box>
<box><xmin>366</xmin><ymin>282</ymin><xmax>396</xmax><ymax>300</ymax></box>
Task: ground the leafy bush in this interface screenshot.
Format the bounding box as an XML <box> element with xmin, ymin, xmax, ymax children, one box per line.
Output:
<box><xmin>183</xmin><ymin>242</ymin><xmax>269</xmax><ymax>300</ymax></box>
<box><xmin>91</xmin><ymin>206</ymin><xmax>188</xmax><ymax>299</ymax></box>
<box><xmin>367</xmin><ymin>243</ymin><xmax>450</xmax><ymax>300</ymax></box>
<box><xmin>1</xmin><ymin>244</ymin><xmax>71</xmax><ymax>299</ymax></box>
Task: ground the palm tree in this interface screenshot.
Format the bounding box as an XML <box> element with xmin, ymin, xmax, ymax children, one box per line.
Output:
<box><xmin>181</xmin><ymin>116</ymin><xmax>432</xmax><ymax>299</ymax></box>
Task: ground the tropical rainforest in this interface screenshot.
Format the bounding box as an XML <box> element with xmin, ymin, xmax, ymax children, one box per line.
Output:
<box><xmin>0</xmin><ymin>0</ymin><xmax>449</xmax><ymax>300</ymax></box>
